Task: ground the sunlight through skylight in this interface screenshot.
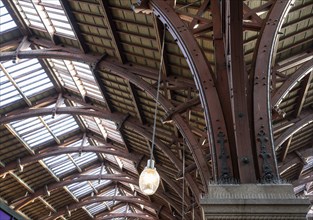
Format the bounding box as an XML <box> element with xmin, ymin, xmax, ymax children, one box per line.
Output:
<box><xmin>13</xmin><ymin>0</ymin><xmax>76</xmax><ymax>38</ymax></box>
<box><xmin>0</xmin><ymin>1</ymin><xmax>17</xmax><ymax>33</ymax></box>
<box><xmin>0</xmin><ymin>58</ymin><xmax>53</xmax><ymax>107</ymax></box>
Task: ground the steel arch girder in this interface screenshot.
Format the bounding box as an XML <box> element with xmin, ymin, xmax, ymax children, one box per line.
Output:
<box><xmin>272</xmin><ymin>59</ymin><xmax>313</xmax><ymax>107</ymax></box>
<box><xmin>44</xmin><ymin>195</ymin><xmax>174</xmax><ymax>220</ymax></box>
<box><xmin>149</xmin><ymin>0</ymin><xmax>231</xmax><ymax>183</ymax></box>
<box><xmin>0</xmin><ymin>106</ymin><xmax>198</xmax><ymax>204</ymax></box>
<box><xmin>252</xmin><ymin>0</ymin><xmax>293</xmax><ymax>180</ymax></box>
<box><xmin>0</xmin><ymin>49</ymin><xmax>204</xmax><ymax>199</ymax></box>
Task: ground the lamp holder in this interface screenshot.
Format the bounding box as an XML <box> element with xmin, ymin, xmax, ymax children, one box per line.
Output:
<box><xmin>146</xmin><ymin>159</ymin><xmax>155</xmax><ymax>169</ymax></box>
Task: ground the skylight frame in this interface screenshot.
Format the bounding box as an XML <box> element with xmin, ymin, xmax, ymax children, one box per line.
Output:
<box><xmin>12</xmin><ymin>0</ymin><xmax>76</xmax><ymax>39</ymax></box>
<box><xmin>0</xmin><ymin>1</ymin><xmax>18</xmax><ymax>33</ymax></box>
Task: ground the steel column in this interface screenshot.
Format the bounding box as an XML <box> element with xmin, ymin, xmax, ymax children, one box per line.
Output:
<box><xmin>252</xmin><ymin>0</ymin><xmax>293</xmax><ymax>181</ymax></box>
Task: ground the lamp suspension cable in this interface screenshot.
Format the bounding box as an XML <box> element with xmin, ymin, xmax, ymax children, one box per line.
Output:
<box><xmin>150</xmin><ymin>23</ymin><xmax>166</xmax><ymax>161</ymax></box>
<box><xmin>138</xmin><ymin>23</ymin><xmax>166</xmax><ymax>196</ymax></box>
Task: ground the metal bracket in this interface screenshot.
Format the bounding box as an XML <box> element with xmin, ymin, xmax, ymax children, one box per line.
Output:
<box><xmin>90</xmin><ymin>54</ymin><xmax>107</xmax><ymax>72</ymax></box>
<box><xmin>116</xmin><ymin>113</ymin><xmax>130</xmax><ymax>130</ymax></box>
<box><xmin>257</xmin><ymin>129</ymin><xmax>274</xmax><ymax>183</ymax></box>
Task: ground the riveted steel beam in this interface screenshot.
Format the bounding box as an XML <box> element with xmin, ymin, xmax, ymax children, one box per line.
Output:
<box><xmin>228</xmin><ymin>0</ymin><xmax>256</xmax><ymax>182</ymax></box>
<box><xmin>0</xmin><ymin>145</ymin><xmax>141</xmax><ymax>175</ymax></box>
<box><xmin>149</xmin><ymin>0</ymin><xmax>229</xmax><ymax>185</ymax></box>
<box><xmin>96</xmin><ymin>213</ymin><xmax>157</xmax><ymax>220</ymax></box>
<box><xmin>44</xmin><ymin>195</ymin><xmax>173</xmax><ymax>220</ymax></box>
<box><xmin>0</xmin><ymin>48</ymin><xmax>207</xmax><ymax>199</ymax></box>
<box><xmin>279</xmin><ymin>147</ymin><xmax>312</xmax><ymax>173</ymax></box>
<box><xmin>275</xmin><ymin>113</ymin><xmax>313</xmax><ymax>150</ymax></box>
<box><xmin>1</xmin><ymin>104</ymin><xmax>195</xmax><ymax>205</ymax></box>
<box><xmin>272</xmin><ymin>59</ymin><xmax>313</xmax><ymax>107</ymax></box>
<box><xmin>252</xmin><ymin>0</ymin><xmax>293</xmax><ymax>181</ymax></box>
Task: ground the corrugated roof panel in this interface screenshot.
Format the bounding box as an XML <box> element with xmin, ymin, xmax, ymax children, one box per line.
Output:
<box><xmin>0</xmin><ymin>1</ymin><xmax>17</xmax><ymax>32</ymax></box>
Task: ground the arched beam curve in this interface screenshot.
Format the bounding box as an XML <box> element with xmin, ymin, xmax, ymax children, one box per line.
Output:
<box><xmin>252</xmin><ymin>0</ymin><xmax>293</xmax><ymax>180</ymax></box>
<box><xmin>44</xmin><ymin>196</ymin><xmax>174</xmax><ymax>220</ymax></box>
<box><xmin>0</xmin><ymin>145</ymin><xmax>141</xmax><ymax>175</ymax></box>
<box><xmin>0</xmin><ymin>106</ymin><xmax>198</xmax><ymax>204</ymax></box>
<box><xmin>0</xmin><ymin>48</ymin><xmax>208</xmax><ymax>196</ymax></box>
<box><xmin>97</xmin><ymin>213</ymin><xmax>157</xmax><ymax>220</ymax></box>
<box><xmin>278</xmin><ymin>147</ymin><xmax>312</xmax><ymax>173</ymax></box>
<box><xmin>12</xmin><ymin>168</ymin><xmax>181</xmax><ymax>214</ymax></box>
<box><xmin>274</xmin><ymin>113</ymin><xmax>313</xmax><ymax>150</ymax></box>
<box><xmin>272</xmin><ymin>59</ymin><xmax>313</xmax><ymax>107</ymax></box>
<box><xmin>148</xmin><ymin>0</ymin><xmax>229</xmax><ymax>184</ymax></box>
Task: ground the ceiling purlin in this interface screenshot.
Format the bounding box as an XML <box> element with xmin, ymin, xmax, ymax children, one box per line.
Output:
<box><xmin>96</xmin><ymin>212</ymin><xmax>157</xmax><ymax>220</ymax></box>
<box><xmin>293</xmin><ymin>72</ymin><xmax>313</xmax><ymax>117</ymax></box>
<box><xmin>275</xmin><ymin>111</ymin><xmax>313</xmax><ymax>150</ymax></box>
<box><xmin>0</xmin><ymin>144</ymin><xmax>141</xmax><ymax>175</ymax></box>
<box><xmin>279</xmin><ymin>147</ymin><xmax>312</xmax><ymax>173</ymax></box>
<box><xmin>252</xmin><ymin>0</ymin><xmax>293</xmax><ymax>180</ymax></box>
<box><xmin>98</xmin><ymin>0</ymin><xmax>125</xmax><ymax>63</ymax></box>
<box><xmin>88</xmin><ymin>133</ymin><xmax>192</xmax><ymax>208</ymax></box>
<box><xmin>98</xmin><ymin>0</ymin><xmax>151</xmax><ymax>125</ymax></box>
<box><xmin>13</xmin><ymin>174</ymin><xmax>135</xmax><ymax>210</ymax></box>
<box><xmin>45</xmin><ymin>194</ymin><xmax>173</xmax><ymax>220</ymax></box>
<box><xmin>271</xmin><ymin>59</ymin><xmax>313</xmax><ymax>107</ymax></box>
<box><xmin>279</xmin><ymin>136</ymin><xmax>293</xmax><ymax>162</ymax></box>
<box><xmin>0</xmin><ymin>47</ymin><xmax>203</xmax><ymax>201</ymax></box>
<box><xmin>0</xmin><ymin>103</ymin><xmax>188</xmax><ymax>215</ymax></box>
<box><xmin>59</xmin><ymin>0</ymin><xmax>88</xmax><ymax>53</ymax></box>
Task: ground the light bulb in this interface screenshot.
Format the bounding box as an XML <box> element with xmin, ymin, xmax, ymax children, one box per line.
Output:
<box><xmin>139</xmin><ymin>159</ymin><xmax>160</xmax><ymax>195</ymax></box>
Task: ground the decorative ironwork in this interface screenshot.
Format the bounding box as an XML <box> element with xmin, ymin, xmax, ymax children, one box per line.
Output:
<box><xmin>217</xmin><ymin>131</ymin><xmax>231</xmax><ymax>182</ymax></box>
<box><xmin>257</xmin><ymin>129</ymin><xmax>274</xmax><ymax>183</ymax></box>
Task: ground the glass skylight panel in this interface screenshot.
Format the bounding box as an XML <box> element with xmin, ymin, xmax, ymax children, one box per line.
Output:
<box><xmin>42</xmin><ymin>139</ymin><xmax>98</xmax><ymax>177</ymax></box>
<box><xmin>0</xmin><ymin>1</ymin><xmax>17</xmax><ymax>32</ymax></box>
<box><xmin>9</xmin><ymin>117</ymin><xmax>54</xmax><ymax>148</ymax></box>
<box><xmin>0</xmin><ymin>58</ymin><xmax>53</xmax><ymax>107</ymax></box>
<box><xmin>100</xmin><ymin>119</ymin><xmax>124</xmax><ymax>143</ymax></box>
<box><xmin>49</xmin><ymin>59</ymin><xmax>105</xmax><ymax>102</ymax></box>
<box><xmin>0</xmin><ymin>71</ymin><xmax>21</xmax><ymax>107</ymax></box>
<box><xmin>13</xmin><ymin>0</ymin><xmax>75</xmax><ymax>38</ymax></box>
<box><xmin>84</xmin><ymin>189</ymin><xmax>121</xmax><ymax>215</ymax></box>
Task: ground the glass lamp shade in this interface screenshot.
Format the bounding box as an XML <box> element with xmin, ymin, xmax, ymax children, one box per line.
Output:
<box><xmin>139</xmin><ymin>160</ymin><xmax>160</xmax><ymax>195</ymax></box>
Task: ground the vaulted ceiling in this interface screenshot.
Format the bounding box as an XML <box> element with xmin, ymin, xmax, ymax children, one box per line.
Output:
<box><xmin>0</xmin><ymin>0</ymin><xmax>313</xmax><ymax>219</ymax></box>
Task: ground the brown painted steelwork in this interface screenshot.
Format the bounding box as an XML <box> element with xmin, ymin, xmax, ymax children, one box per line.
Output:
<box><xmin>44</xmin><ymin>196</ymin><xmax>174</xmax><ymax>220</ymax></box>
<box><xmin>150</xmin><ymin>0</ymin><xmax>229</xmax><ymax>184</ymax></box>
<box><xmin>0</xmin><ymin>49</ymin><xmax>206</xmax><ymax>198</ymax></box>
<box><xmin>274</xmin><ymin>113</ymin><xmax>313</xmax><ymax>150</ymax></box>
<box><xmin>228</xmin><ymin>0</ymin><xmax>256</xmax><ymax>182</ymax></box>
<box><xmin>97</xmin><ymin>213</ymin><xmax>157</xmax><ymax>220</ymax></box>
<box><xmin>272</xmin><ymin>59</ymin><xmax>313</xmax><ymax>107</ymax></box>
<box><xmin>252</xmin><ymin>0</ymin><xmax>293</xmax><ymax>180</ymax></box>
<box><xmin>210</xmin><ymin>0</ymin><xmax>236</xmax><ymax>181</ymax></box>
<box><xmin>1</xmin><ymin>104</ymin><xmax>197</xmax><ymax>204</ymax></box>
<box><xmin>0</xmin><ymin>146</ymin><xmax>141</xmax><ymax>175</ymax></box>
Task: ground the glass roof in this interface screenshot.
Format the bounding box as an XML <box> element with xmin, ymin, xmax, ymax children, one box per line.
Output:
<box><xmin>13</xmin><ymin>0</ymin><xmax>75</xmax><ymax>38</ymax></box>
<box><xmin>0</xmin><ymin>57</ymin><xmax>53</xmax><ymax>107</ymax></box>
<box><xmin>9</xmin><ymin>102</ymin><xmax>79</xmax><ymax>149</ymax></box>
<box><xmin>48</xmin><ymin>59</ymin><xmax>105</xmax><ymax>102</ymax></box>
<box><xmin>0</xmin><ymin>1</ymin><xmax>17</xmax><ymax>33</ymax></box>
